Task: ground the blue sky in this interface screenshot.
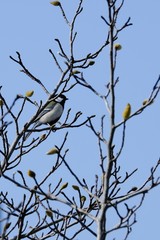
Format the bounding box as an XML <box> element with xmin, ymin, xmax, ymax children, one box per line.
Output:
<box><xmin>1</xmin><ymin>1</ymin><xmax>160</xmax><ymax>239</ymax></box>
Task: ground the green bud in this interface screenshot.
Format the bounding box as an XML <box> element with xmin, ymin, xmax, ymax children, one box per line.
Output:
<box><xmin>114</xmin><ymin>43</ymin><xmax>122</xmax><ymax>50</ymax></box>
<box><xmin>46</xmin><ymin>209</ymin><xmax>53</xmax><ymax>218</ymax></box>
<box><xmin>46</xmin><ymin>147</ymin><xmax>59</xmax><ymax>155</ymax></box>
<box><xmin>81</xmin><ymin>196</ymin><xmax>86</xmax><ymax>202</ymax></box>
<box><xmin>72</xmin><ymin>185</ymin><xmax>80</xmax><ymax>191</ymax></box>
<box><xmin>27</xmin><ymin>170</ymin><xmax>36</xmax><ymax>178</ymax></box>
<box><xmin>40</xmin><ymin>134</ymin><xmax>46</xmax><ymax>140</ymax></box>
<box><xmin>71</xmin><ymin>70</ymin><xmax>81</xmax><ymax>75</ymax></box>
<box><xmin>25</xmin><ymin>90</ymin><xmax>34</xmax><ymax>97</ymax></box>
<box><xmin>142</xmin><ymin>99</ymin><xmax>148</xmax><ymax>105</ymax></box>
<box><xmin>3</xmin><ymin>222</ymin><xmax>11</xmax><ymax>230</ymax></box>
<box><xmin>88</xmin><ymin>61</ymin><xmax>95</xmax><ymax>66</ymax></box>
<box><xmin>0</xmin><ymin>99</ymin><xmax>3</xmax><ymax>106</ymax></box>
<box><xmin>60</xmin><ymin>182</ymin><xmax>68</xmax><ymax>191</ymax></box>
<box><xmin>50</xmin><ymin>1</ymin><xmax>61</xmax><ymax>6</ymax></box>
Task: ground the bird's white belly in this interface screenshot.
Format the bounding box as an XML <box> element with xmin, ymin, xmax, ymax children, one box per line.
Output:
<box><xmin>40</xmin><ymin>103</ymin><xmax>63</xmax><ymax>124</ymax></box>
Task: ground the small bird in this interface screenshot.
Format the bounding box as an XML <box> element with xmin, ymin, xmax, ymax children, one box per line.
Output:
<box><xmin>122</xmin><ymin>103</ymin><xmax>131</xmax><ymax>120</ymax></box>
<box><xmin>25</xmin><ymin>94</ymin><xmax>68</xmax><ymax>139</ymax></box>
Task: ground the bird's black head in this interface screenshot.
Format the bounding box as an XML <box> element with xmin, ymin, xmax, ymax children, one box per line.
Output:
<box><xmin>59</xmin><ymin>94</ymin><xmax>68</xmax><ymax>101</ymax></box>
<box><xmin>49</xmin><ymin>93</ymin><xmax>68</xmax><ymax>104</ymax></box>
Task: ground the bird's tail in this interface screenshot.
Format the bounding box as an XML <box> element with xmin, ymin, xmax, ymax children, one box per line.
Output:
<box><xmin>24</xmin><ymin>123</ymin><xmax>38</xmax><ymax>141</ymax></box>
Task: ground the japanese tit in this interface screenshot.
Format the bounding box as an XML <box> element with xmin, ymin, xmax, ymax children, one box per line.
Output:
<box><xmin>25</xmin><ymin>94</ymin><xmax>68</xmax><ymax>140</ymax></box>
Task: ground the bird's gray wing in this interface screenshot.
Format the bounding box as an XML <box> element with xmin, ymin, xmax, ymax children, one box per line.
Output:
<box><xmin>34</xmin><ymin>101</ymin><xmax>57</xmax><ymax>122</ymax></box>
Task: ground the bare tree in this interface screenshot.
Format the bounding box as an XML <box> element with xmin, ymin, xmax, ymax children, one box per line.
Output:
<box><xmin>0</xmin><ymin>1</ymin><xmax>160</xmax><ymax>239</ymax></box>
